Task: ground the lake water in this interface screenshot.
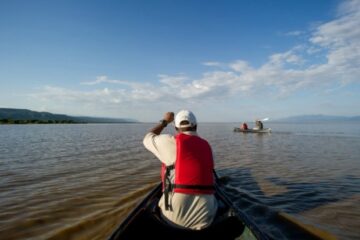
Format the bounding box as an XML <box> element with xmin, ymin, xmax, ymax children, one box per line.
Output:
<box><xmin>0</xmin><ymin>122</ymin><xmax>359</xmax><ymax>239</ymax></box>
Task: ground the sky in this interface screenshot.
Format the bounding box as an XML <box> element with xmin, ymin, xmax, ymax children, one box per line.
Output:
<box><xmin>0</xmin><ymin>0</ymin><xmax>359</xmax><ymax>122</ymax></box>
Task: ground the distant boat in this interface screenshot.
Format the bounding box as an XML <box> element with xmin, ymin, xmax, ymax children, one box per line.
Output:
<box><xmin>233</xmin><ymin>127</ymin><xmax>272</xmax><ymax>133</ymax></box>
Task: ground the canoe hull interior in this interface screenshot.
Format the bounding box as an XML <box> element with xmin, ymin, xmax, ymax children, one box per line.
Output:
<box><xmin>108</xmin><ymin>181</ymin><xmax>266</xmax><ymax>240</ymax></box>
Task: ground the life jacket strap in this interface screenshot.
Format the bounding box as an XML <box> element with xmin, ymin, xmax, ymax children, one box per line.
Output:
<box><xmin>172</xmin><ymin>184</ymin><xmax>214</xmax><ymax>190</ymax></box>
<box><xmin>163</xmin><ymin>164</ymin><xmax>174</xmax><ymax>211</ymax></box>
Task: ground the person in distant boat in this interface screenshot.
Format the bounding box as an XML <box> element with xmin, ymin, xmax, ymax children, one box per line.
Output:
<box><xmin>143</xmin><ymin>110</ymin><xmax>218</xmax><ymax>230</ymax></box>
<box><xmin>240</xmin><ymin>122</ymin><xmax>248</xmax><ymax>130</ymax></box>
<box><xmin>254</xmin><ymin>120</ymin><xmax>263</xmax><ymax>130</ymax></box>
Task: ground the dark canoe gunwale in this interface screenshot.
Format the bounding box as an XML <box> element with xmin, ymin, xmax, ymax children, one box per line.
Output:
<box><xmin>108</xmin><ymin>179</ymin><xmax>269</xmax><ymax>240</ymax></box>
<box><xmin>233</xmin><ymin>127</ymin><xmax>272</xmax><ymax>133</ymax></box>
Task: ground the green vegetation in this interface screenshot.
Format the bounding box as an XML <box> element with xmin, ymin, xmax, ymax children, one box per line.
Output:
<box><xmin>0</xmin><ymin>119</ymin><xmax>76</xmax><ymax>124</ymax></box>
<box><xmin>0</xmin><ymin>108</ymin><xmax>138</xmax><ymax>124</ymax></box>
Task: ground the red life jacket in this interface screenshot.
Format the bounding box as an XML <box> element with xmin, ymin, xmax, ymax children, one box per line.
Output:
<box><xmin>161</xmin><ymin>133</ymin><xmax>214</xmax><ymax>196</ymax></box>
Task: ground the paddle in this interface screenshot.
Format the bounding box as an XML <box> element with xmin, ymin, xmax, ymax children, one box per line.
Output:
<box><xmin>214</xmin><ymin>170</ymin><xmax>231</xmax><ymax>185</ymax></box>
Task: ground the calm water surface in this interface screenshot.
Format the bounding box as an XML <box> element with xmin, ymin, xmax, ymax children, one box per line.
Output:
<box><xmin>0</xmin><ymin>122</ymin><xmax>359</xmax><ymax>239</ymax></box>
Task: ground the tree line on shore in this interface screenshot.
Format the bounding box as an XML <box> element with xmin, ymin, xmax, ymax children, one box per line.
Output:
<box><xmin>0</xmin><ymin>108</ymin><xmax>138</xmax><ymax>124</ymax></box>
<box><xmin>0</xmin><ymin>119</ymin><xmax>77</xmax><ymax>124</ymax></box>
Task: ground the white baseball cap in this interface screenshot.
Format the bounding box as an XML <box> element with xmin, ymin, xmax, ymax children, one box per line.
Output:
<box><xmin>175</xmin><ymin>110</ymin><xmax>197</xmax><ymax>128</ymax></box>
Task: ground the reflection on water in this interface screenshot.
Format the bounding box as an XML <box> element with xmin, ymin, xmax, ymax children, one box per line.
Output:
<box><xmin>0</xmin><ymin>122</ymin><xmax>359</xmax><ymax>239</ymax></box>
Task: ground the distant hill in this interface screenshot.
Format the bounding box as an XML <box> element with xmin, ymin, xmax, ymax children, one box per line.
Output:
<box><xmin>0</xmin><ymin>108</ymin><xmax>138</xmax><ymax>123</ymax></box>
<box><xmin>274</xmin><ymin>114</ymin><xmax>360</xmax><ymax>122</ymax></box>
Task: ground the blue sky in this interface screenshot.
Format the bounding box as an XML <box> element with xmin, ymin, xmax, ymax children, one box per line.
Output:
<box><xmin>1</xmin><ymin>0</ymin><xmax>359</xmax><ymax>122</ymax></box>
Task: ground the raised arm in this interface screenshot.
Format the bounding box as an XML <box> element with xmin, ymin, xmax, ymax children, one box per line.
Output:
<box><xmin>149</xmin><ymin>112</ymin><xmax>174</xmax><ymax>135</ymax></box>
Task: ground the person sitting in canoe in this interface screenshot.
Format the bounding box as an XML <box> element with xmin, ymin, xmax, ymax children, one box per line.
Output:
<box><xmin>143</xmin><ymin>110</ymin><xmax>218</xmax><ymax>230</ymax></box>
<box><xmin>254</xmin><ymin>120</ymin><xmax>263</xmax><ymax>130</ymax></box>
<box><xmin>240</xmin><ymin>122</ymin><xmax>248</xmax><ymax>130</ymax></box>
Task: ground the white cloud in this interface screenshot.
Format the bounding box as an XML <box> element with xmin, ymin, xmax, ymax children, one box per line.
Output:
<box><xmin>230</xmin><ymin>60</ymin><xmax>253</xmax><ymax>73</ymax></box>
<box><xmin>81</xmin><ymin>75</ymin><xmax>131</xmax><ymax>85</ymax></box>
<box><xmin>285</xmin><ymin>30</ymin><xmax>304</xmax><ymax>36</ymax></box>
<box><xmin>202</xmin><ymin>61</ymin><xmax>221</xmax><ymax>67</ymax></box>
<box><xmin>31</xmin><ymin>86</ymin><xmax>127</xmax><ymax>104</ymax></box>
<box><xmin>306</xmin><ymin>46</ymin><xmax>322</xmax><ymax>55</ymax></box>
<box><xmin>158</xmin><ymin>74</ymin><xmax>189</xmax><ymax>87</ymax></box>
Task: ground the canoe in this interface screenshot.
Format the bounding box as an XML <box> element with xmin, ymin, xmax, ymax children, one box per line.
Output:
<box><xmin>233</xmin><ymin>127</ymin><xmax>272</xmax><ymax>133</ymax></box>
<box><xmin>108</xmin><ymin>177</ymin><xmax>269</xmax><ymax>240</ymax></box>
<box><xmin>107</xmin><ymin>176</ymin><xmax>338</xmax><ymax>240</ymax></box>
